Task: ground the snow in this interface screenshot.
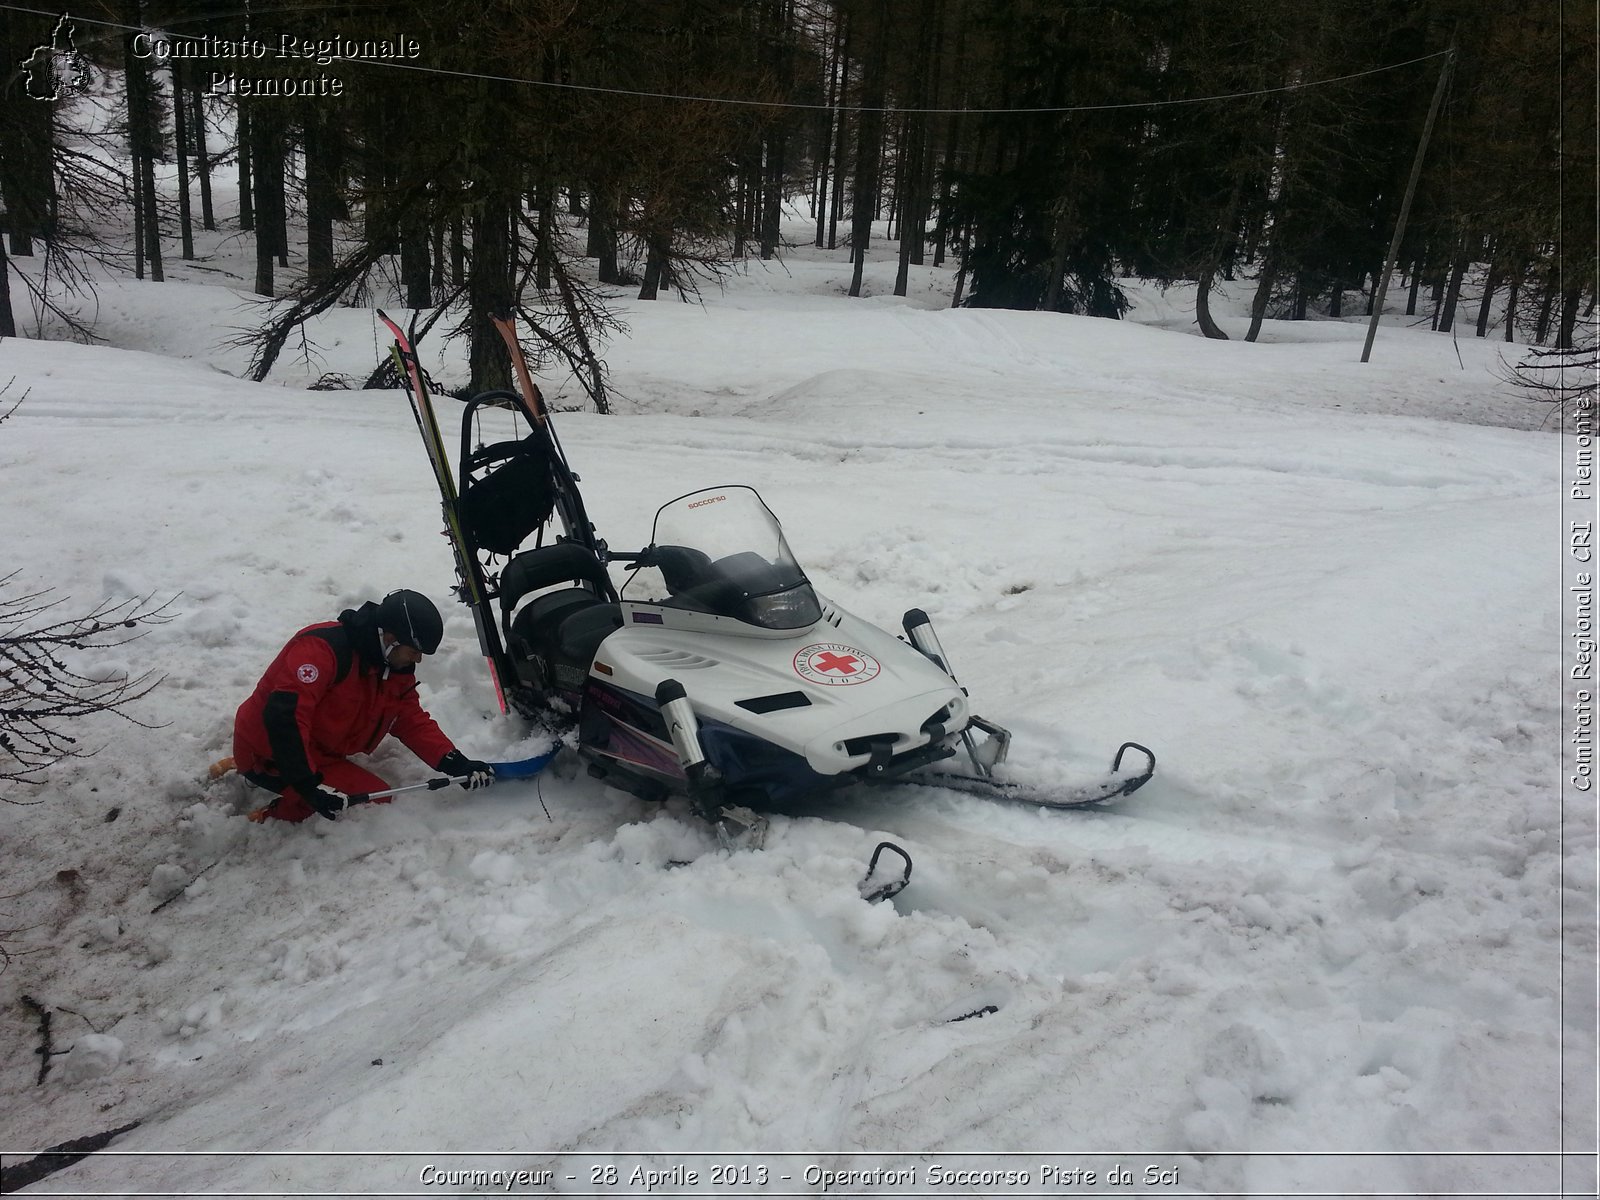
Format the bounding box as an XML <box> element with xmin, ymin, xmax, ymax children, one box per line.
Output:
<box><xmin>0</xmin><ymin>204</ymin><xmax>1593</xmax><ymax>1199</ymax></box>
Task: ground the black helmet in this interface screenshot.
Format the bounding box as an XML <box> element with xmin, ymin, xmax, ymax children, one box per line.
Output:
<box><xmin>377</xmin><ymin>589</ymin><xmax>443</xmax><ymax>654</ymax></box>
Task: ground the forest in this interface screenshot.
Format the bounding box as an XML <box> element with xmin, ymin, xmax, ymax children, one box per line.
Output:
<box><xmin>0</xmin><ymin>0</ymin><xmax>1593</xmax><ymax>401</ymax></box>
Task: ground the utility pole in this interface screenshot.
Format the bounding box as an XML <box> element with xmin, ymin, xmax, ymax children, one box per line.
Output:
<box><xmin>1361</xmin><ymin>47</ymin><xmax>1455</xmax><ymax>363</ymax></box>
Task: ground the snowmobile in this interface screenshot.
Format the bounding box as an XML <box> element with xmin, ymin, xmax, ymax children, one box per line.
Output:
<box><xmin>378</xmin><ymin>313</ymin><xmax>1155</xmax><ymax>854</ymax></box>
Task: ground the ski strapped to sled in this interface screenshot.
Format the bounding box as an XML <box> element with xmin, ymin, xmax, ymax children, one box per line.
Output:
<box><xmin>376</xmin><ymin>309</ymin><xmax>511</xmax><ymax>714</ymax></box>
<box><xmin>914</xmin><ymin>741</ymin><xmax>1157</xmax><ymax>810</ymax></box>
<box><xmin>488</xmin><ymin>313</ymin><xmax>607</xmax><ymax>558</ymax></box>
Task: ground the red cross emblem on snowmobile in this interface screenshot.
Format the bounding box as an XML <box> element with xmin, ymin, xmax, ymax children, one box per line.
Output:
<box><xmin>794</xmin><ymin>642</ymin><xmax>882</xmax><ymax>686</ymax></box>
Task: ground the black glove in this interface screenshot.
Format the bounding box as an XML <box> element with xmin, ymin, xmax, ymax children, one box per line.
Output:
<box><xmin>437</xmin><ymin>749</ymin><xmax>496</xmax><ymax>791</ymax></box>
<box><xmin>289</xmin><ymin>775</ymin><xmax>347</xmax><ymax>821</ymax></box>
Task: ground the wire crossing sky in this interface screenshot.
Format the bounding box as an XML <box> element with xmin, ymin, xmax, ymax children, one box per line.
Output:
<box><xmin>1</xmin><ymin>2</ymin><xmax>1451</xmax><ymax>117</ymax></box>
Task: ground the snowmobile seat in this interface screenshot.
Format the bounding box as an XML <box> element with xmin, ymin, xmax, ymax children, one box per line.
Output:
<box><xmin>500</xmin><ymin>543</ymin><xmax>614</xmax><ymax>624</ymax></box>
<box><xmin>554</xmin><ymin>602</ymin><xmax>623</xmax><ymax>664</ymax></box>
<box><xmin>507</xmin><ymin>587</ymin><xmax>619</xmax><ymax>687</ymax></box>
<box><xmin>514</xmin><ymin>588</ymin><xmax>596</xmax><ymax>641</ymax></box>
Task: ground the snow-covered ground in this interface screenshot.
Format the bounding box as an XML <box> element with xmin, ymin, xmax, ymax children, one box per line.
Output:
<box><xmin>0</xmin><ymin>201</ymin><xmax>1593</xmax><ymax>1199</ymax></box>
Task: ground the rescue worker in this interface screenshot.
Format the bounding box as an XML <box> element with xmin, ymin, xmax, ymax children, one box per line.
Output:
<box><xmin>233</xmin><ymin>590</ymin><xmax>494</xmax><ymax>821</ymax></box>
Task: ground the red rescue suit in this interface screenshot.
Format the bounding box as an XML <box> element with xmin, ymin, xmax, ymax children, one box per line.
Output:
<box><xmin>233</xmin><ymin>616</ymin><xmax>455</xmax><ymax>822</ymax></box>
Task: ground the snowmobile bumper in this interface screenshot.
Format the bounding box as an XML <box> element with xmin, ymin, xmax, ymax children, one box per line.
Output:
<box><xmin>853</xmin><ymin>736</ymin><xmax>958</xmax><ymax>784</ymax></box>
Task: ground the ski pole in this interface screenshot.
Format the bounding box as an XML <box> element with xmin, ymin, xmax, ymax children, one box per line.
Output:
<box><xmin>343</xmin><ymin>748</ymin><xmax>558</xmax><ymax>805</ymax></box>
<box><xmin>246</xmin><ymin>774</ymin><xmax>480</xmax><ymax>822</ymax></box>
<box><xmin>344</xmin><ymin>775</ymin><xmax>466</xmax><ymax>806</ymax></box>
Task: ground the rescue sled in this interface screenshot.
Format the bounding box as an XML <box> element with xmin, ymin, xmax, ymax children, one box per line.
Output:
<box><xmin>379</xmin><ymin>313</ymin><xmax>1155</xmax><ymax>847</ymax></box>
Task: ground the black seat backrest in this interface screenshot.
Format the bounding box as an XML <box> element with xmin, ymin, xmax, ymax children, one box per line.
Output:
<box><xmin>459</xmin><ymin>431</ymin><xmax>557</xmax><ymax>555</ymax></box>
<box><xmin>653</xmin><ymin>544</ymin><xmax>713</xmax><ymax>594</ymax></box>
<box><xmin>712</xmin><ymin>551</ymin><xmax>787</xmax><ymax>592</ymax></box>
<box><xmin>500</xmin><ymin>543</ymin><xmax>614</xmax><ymax>622</ymax></box>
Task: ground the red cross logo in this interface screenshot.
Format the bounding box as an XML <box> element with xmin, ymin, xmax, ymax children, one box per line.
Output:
<box><xmin>794</xmin><ymin>643</ymin><xmax>881</xmax><ymax>686</ymax></box>
<box><xmin>813</xmin><ymin>651</ymin><xmax>860</xmax><ymax>675</ymax></box>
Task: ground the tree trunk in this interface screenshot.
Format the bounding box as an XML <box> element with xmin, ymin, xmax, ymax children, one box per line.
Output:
<box><xmin>1557</xmin><ymin>279</ymin><xmax>1585</xmax><ymax>350</ymax></box>
<box><xmin>123</xmin><ymin>5</ymin><xmax>163</xmax><ymax>281</ymax></box>
<box><xmin>885</xmin><ymin>113</ymin><xmax>905</xmax><ymax>242</ymax></box>
<box><xmin>468</xmin><ymin>194</ymin><xmax>515</xmax><ymax>392</ymax></box>
<box><xmin>1196</xmin><ymin>267</ymin><xmax>1228</xmax><ymax>339</ymax></box>
<box><xmin>304</xmin><ymin>112</ymin><xmax>336</xmax><ymax>287</ymax></box>
<box><xmin>587</xmin><ymin>188</ymin><xmax>621</xmax><ymax>284</ymax></box>
<box><xmin>0</xmin><ymin>237</ymin><xmax>17</xmax><ymax>336</ymax></box>
<box><xmin>132</xmin><ymin>159</ymin><xmax>144</xmax><ymax>280</ymax></box>
<box><xmin>732</xmin><ymin>168</ymin><xmax>746</xmax><ymax>258</ymax></box>
<box><xmin>1476</xmin><ymin>260</ymin><xmax>1503</xmax><ymax>337</ymax></box>
<box><xmin>1534</xmin><ymin>264</ymin><xmax>1558</xmax><ymax>343</ymax></box>
<box><xmin>1405</xmin><ymin>260</ymin><xmax>1420</xmax><ymax>315</ymax></box>
<box><xmin>893</xmin><ymin>115</ymin><xmax>925</xmax><ymax>296</ymax></box>
<box><xmin>911</xmin><ymin>0</ymin><xmax>943</xmax><ymax>271</ymax></box>
<box><xmin>638</xmin><ymin>233</ymin><xmax>669</xmax><ymax>300</ymax></box>
<box><xmin>249</xmin><ymin>105</ymin><xmax>276</xmax><ymax>296</ymax></box>
<box><xmin>273</xmin><ymin>153</ymin><xmax>289</xmax><ymax>269</ymax></box>
<box><xmin>933</xmin><ymin>117</ymin><xmax>956</xmax><ymax>268</ymax></box>
<box><xmin>1503</xmin><ymin>261</ymin><xmax>1523</xmax><ymax>342</ymax></box>
<box><xmin>536</xmin><ymin>182</ymin><xmax>553</xmax><ymax>291</ymax></box>
<box><xmin>893</xmin><ymin>0</ymin><xmax>939</xmax><ymax>297</ymax></box>
<box><xmin>815</xmin><ymin>11</ymin><xmax>843</xmax><ymax>247</ymax></box>
<box><xmin>171</xmin><ymin>62</ymin><xmax>195</xmax><ymax>261</ymax></box>
<box><xmin>585</xmin><ymin>193</ymin><xmax>605</xmax><ymax>258</ymax></box>
<box><xmin>1428</xmin><ymin>272</ymin><xmax>1445</xmax><ymax>329</ymax></box>
<box><xmin>140</xmin><ymin>148</ymin><xmax>164</xmax><ymax>282</ymax></box>
<box><xmin>759</xmin><ymin>0</ymin><xmax>789</xmax><ymax>261</ymax></box>
<box><xmin>848</xmin><ymin>1</ymin><xmax>890</xmax><ymax>298</ymax></box>
<box><xmin>1437</xmin><ymin>249</ymin><xmax>1469</xmax><ymax>332</ymax></box>
<box><xmin>1329</xmin><ymin>280</ymin><xmax>1342</xmax><ymax>318</ymax></box>
<box><xmin>951</xmin><ymin>228</ymin><xmax>969</xmax><ymax>307</ymax></box>
<box><xmin>191</xmin><ymin>80</ymin><xmax>214</xmax><ymax>231</ymax></box>
<box><xmin>932</xmin><ymin>0</ymin><xmax>965</xmax><ymax>269</ymax></box>
<box><xmin>1244</xmin><ymin>255</ymin><xmax>1277</xmax><ymax>342</ymax></box>
<box><xmin>400</xmin><ymin>218</ymin><xmax>431</xmax><ymax>308</ymax></box>
<box><xmin>828</xmin><ymin>13</ymin><xmax>853</xmax><ymax>253</ymax></box>
<box><xmin>1</xmin><ymin>35</ymin><xmax>55</xmax><ymax>257</ymax></box>
<box><xmin>1041</xmin><ymin>209</ymin><xmax>1072</xmax><ymax>312</ymax></box>
<box><xmin>761</xmin><ymin>134</ymin><xmax>785</xmax><ymax>260</ymax></box>
<box><xmin>237</xmin><ymin>108</ymin><xmax>254</xmax><ymax>233</ymax></box>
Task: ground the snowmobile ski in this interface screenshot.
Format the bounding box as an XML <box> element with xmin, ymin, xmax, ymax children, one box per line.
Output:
<box><xmin>911</xmin><ymin>741</ymin><xmax>1156</xmax><ymax>810</ymax></box>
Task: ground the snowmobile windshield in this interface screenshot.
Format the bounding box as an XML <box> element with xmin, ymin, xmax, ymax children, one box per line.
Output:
<box><xmin>626</xmin><ymin>487</ymin><xmax>822</xmax><ymax>630</ymax></box>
